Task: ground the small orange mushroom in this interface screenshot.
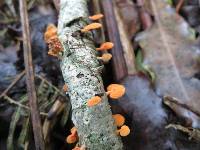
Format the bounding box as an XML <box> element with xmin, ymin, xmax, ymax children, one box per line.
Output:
<box><xmin>72</xmin><ymin>147</ymin><xmax>80</xmax><ymax>150</ymax></box>
<box><xmin>44</xmin><ymin>24</ymin><xmax>57</xmax><ymax>42</ymax></box>
<box><xmin>118</xmin><ymin>125</ymin><xmax>130</xmax><ymax>137</ymax></box>
<box><xmin>96</xmin><ymin>42</ymin><xmax>114</xmax><ymax>51</ymax></box>
<box><xmin>63</xmin><ymin>84</ymin><xmax>68</xmax><ymax>92</ymax></box>
<box><xmin>66</xmin><ymin>126</ymin><xmax>78</xmax><ymax>144</ymax></box>
<box><xmin>81</xmin><ymin>23</ymin><xmax>102</xmax><ymax>32</ymax></box>
<box><xmin>66</xmin><ymin>134</ymin><xmax>78</xmax><ymax>144</ymax></box>
<box><xmin>106</xmin><ymin>84</ymin><xmax>125</xmax><ymax>99</ymax></box>
<box><xmin>44</xmin><ymin>24</ymin><xmax>63</xmax><ymax>57</ymax></box>
<box><xmin>112</xmin><ymin>114</ymin><xmax>125</xmax><ymax>127</ymax></box>
<box><xmin>97</xmin><ymin>53</ymin><xmax>112</xmax><ymax>63</ymax></box>
<box><xmin>72</xmin><ymin>145</ymin><xmax>86</xmax><ymax>150</ymax></box>
<box><xmin>70</xmin><ymin>126</ymin><xmax>77</xmax><ymax>135</ymax></box>
<box><xmin>48</xmin><ymin>50</ymin><xmax>58</xmax><ymax>57</ymax></box>
<box><xmin>89</xmin><ymin>13</ymin><xmax>104</xmax><ymax>20</ymax></box>
<box><xmin>87</xmin><ymin>96</ymin><xmax>102</xmax><ymax>107</ymax></box>
<box><xmin>47</xmin><ymin>37</ymin><xmax>63</xmax><ymax>53</ymax></box>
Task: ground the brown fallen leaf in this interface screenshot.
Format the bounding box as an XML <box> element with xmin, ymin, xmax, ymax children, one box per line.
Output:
<box><xmin>136</xmin><ymin>0</ymin><xmax>200</xmax><ymax>127</ymax></box>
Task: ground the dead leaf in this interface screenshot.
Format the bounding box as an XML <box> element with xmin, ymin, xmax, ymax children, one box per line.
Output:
<box><xmin>136</xmin><ymin>0</ymin><xmax>200</xmax><ymax>127</ymax></box>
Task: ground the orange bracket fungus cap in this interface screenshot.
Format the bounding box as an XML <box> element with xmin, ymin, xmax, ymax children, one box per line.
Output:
<box><xmin>70</xmin><ymin>126</ymin><xmax>77</xmax><ymax>135</ymax></box>
<box><xmin>66</xmin><ymin>134</ymin><xmax>78</xmax><ymax>144</ymax></box>
<box><xmin>81</xmin><ymin>23</ymin><xmax>102</xmax><ymax>32</ymax></box>
<box><xmin>89</xmin><ymin>13</ymin><xmax>104</xmax><ymax>20</ymax></box>
<box><xmin>112</xmin><ymin>114</ymin><xmax>125</xmax><ymax>127</ymax></box>
<box><xmin>118</xmin><ymin>125</ymin><xmax>130</xmax><ymax>137</ymax></box>
<box><xmin>72</xmin><ymin>147</ymin><xmax>81</xmax><ymax>150</ymax></box>
<box><xmin>63</xmin><ymin>84</ymin><xmax>68</xmax><ymax>92</ymax></box>
<box><xmin>66</xmin><ymin>127</ymin><xmax>78</xmax><ymax>144</ymax></box>
<box><xmin>107</xmin><ymin>84</ymin><xmax>125</xmax><ymax>99</ymax></box>
<box><xmin>48</xmin><ymin>50</ymin><xmax>58</xmax><ymax>57</ymax></box>
<box><xmin>87</xmin><ymin>96</ymin><xmax>102</xmax><ymax>107</ymax></box>
<box><xmin>47</xmin><ymin>37</ymin><xmax>63</xmax><ymax>53</ymax></box>
<box><xmin>96</xmin><ymin>42</ymin><xmax>114</xmax><ymax>51</ymax></box>
<box><xmin>72</xmin><ymin>145</ymin><xmax>86</xmax><ymax>150</ymax></box>
<box><xmin>44</xmin><ymin>24</ymin><xmax>57</xmax><ymax>42</ymax></box>
<box><xmin>97</xmin><ymin>53</ymin><xmax>112</xmax><ymax>63</ymax></box>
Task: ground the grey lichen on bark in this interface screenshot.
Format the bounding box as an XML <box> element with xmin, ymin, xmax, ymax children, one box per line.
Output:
<box><xmin>58</xmin><ymin>0</ymin><xmax>123</xmax><ymax>149</ymax></box>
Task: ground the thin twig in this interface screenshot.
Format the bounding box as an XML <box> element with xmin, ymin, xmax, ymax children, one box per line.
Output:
<box><xmin>4</xmin><ymin>95</ymin><xmax>29</xmax><ymax>109</ymax></box>
<box><xmin>3</xmin><ymin>95</ymin><xmax>48</xmax><ymax>116</ymax></box>
<box><xmin>0</xmin><ymin>71</ymin><xmax>25</xmax><ymax>98</ymax></box>
<box><xmin>19</xmin><ymin>0</ymin><xmax>45</xmax><ymax>149</ymax></box>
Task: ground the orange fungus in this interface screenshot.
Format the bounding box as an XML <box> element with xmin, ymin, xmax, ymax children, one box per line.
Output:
<box><xmin>70</xmin><ymin>126</ymin><xmax>77</xmax><ymax>135</ymax></box>
<box><xmin>63</xmin><ymin>84</ymin><xmax>68</xmax><ymax>92</ymax></box>
<box><xmin>112</xmin><ymin>114</ymin><xmax>125</xmax><ymax>127</ymax></box>
<box><xmin>89</xmin><ymin>14</ymin><xmax>104</xmax><ymax>20</ymax></box>
<box><xmin>98</xmin><ymin>53</ymin><xmax>112</xmax><ymax>62</ymax></box>
<box><xmin>44</xmin><ymin>24</ymin><xmax>57</xmax><ymax>42</ymax></box>
<box><xmin>107</xmin><ymin>84</ymin><xmax>125</xmax><ymax>99</ymax></box>
<box><xmin>72</xmin><ymin>145</ymin><xmax>85</xmax><ymax>150</ymax></box>
<box><xmin>47</xmin><ymin>37</ymin><xmax>63</xmax><ymax>53</ymax></box>
<box><xmin>81</xmin><ymin>23</ymin><xmax>102</xmax><ymax>32</ymax></box>
<box><xmin>66</xmin><ymin>134</ymin><xmax>78</xmax><ymax>144</ymax></box>
<box><xmin>96</xmin><ymin>42</ymin><xmax>114</xmax><ymax>51</ymax></box>
<box><xmin>118</xmin><ymin>125</ymin><xmax>130</xmax><ymax>137</ymax></box>
<box><xmin>72</xmin><ymin>147</ymin><xmax>81</xmax><ymax>150</ymax></box>
<box><xmin>48</xmin><ymin>50</ymin><xmax>58</xmax><ymax>57</ymax></box>
<box><xmin>87</xmin><ymin>96</ymin><xmax>102</xmax><ymax>107</ymax></box>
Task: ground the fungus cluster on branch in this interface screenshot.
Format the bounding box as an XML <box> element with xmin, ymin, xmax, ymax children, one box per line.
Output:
<box><xmin>63</xmin><ymin>84</ymin><xmax>68</xmax><ymax>92</ymax></box>
<box><xmin>112</xmin><ymin>114</ymin><xmax>130</xmax><ymax>137</ymax></box>
<box><xmin>66</xmin><ymin>127</ymin><xmax>78</xmax><ymax>144</ymax></box>
<box><xmin>45</xmin><ymin>12</ymin><xmax>131</xmax><ymax>149</ymax></box>
<box><xmin>44</xmin><ymin>24</ymin><xmax>63</xmax><ymax>57</ymax></box>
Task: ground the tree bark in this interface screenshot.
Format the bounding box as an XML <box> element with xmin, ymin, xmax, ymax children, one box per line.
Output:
<box><xmin>58</xmin><ymin>0</ymin><xmax>123</xmax><ymax>149</ymax></box>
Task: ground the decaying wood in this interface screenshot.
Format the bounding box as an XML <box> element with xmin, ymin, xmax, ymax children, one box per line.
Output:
<box><xmin>101</xmin><ymin>0</ymin><xmax>128</xmax><ymax>81</ymax></box>
<box><xmin>19</xmin><ymin>0</ymin><xmax>45</xmax><ymax>149</ymax></box>
<box><xmin>58</xmin><ymin>0</ymin><xmax>123</xmax><ymax>149</ymax></box>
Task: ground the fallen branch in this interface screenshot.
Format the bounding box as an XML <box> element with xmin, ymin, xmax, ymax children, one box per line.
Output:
<box><xmin>58</xmin><ymin>0</ymin><xmax>123</xmax><ymax>149</ymax></box>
